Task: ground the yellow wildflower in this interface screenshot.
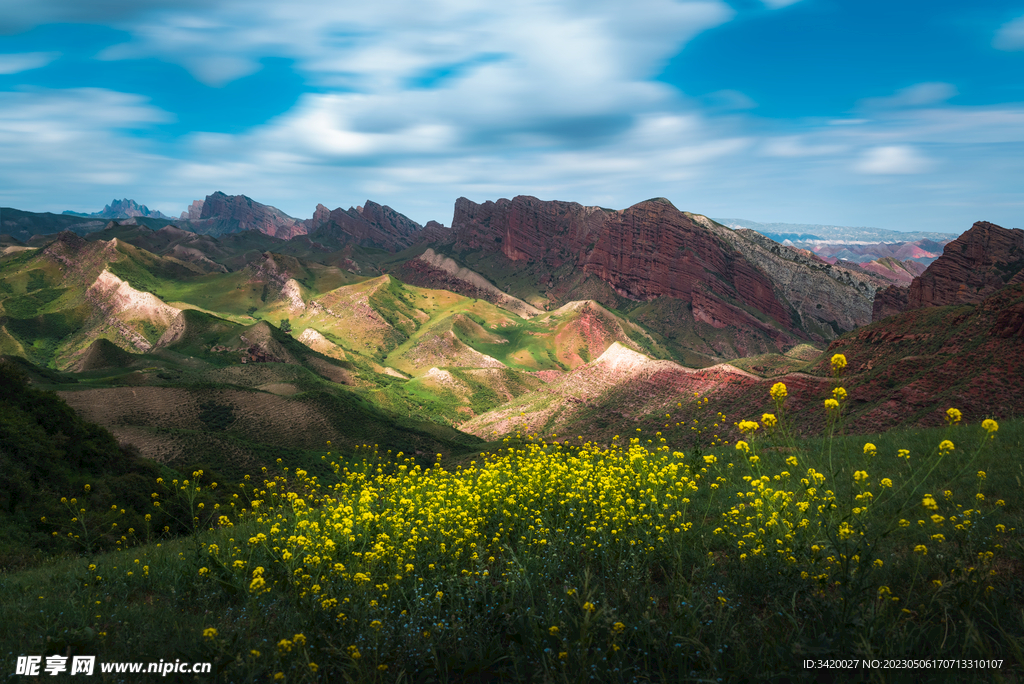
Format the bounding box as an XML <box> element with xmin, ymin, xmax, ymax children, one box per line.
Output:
<box><xmin>737</xmin><ymin>420</ymin><xmax>759</xmax><ymax>434</ymax></box>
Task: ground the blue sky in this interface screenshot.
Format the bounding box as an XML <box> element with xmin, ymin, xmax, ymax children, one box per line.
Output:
<box><xmin>1</xmin><ymin>0</ymin><xmax>1022</xmax><ymax>232</ymax></box>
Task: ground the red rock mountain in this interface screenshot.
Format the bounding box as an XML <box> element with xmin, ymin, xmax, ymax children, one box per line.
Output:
<box><xmin>872</xmin><ymin>221</ymin><xmax>1024</xmax><ymax>321</ymax></box>
<box><xmin>450</xmin><ymin>195</ymin><xmax>795</xmax><ymax>329</ymax></box>
<box><xmin>196</xmin><ymin>192</ymin><xmax>307</xmax><ymax>240</ymax></box>
<box><xmin>305</xmin><ymin>200</ymin><xmax>427</xmax><ymax>251</ymax></box>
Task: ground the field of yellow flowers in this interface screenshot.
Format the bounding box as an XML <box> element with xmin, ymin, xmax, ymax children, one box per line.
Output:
<box><xmin>2</xmin><ymin>355</ymin><xmax>1021</xmax><ymax>683</ymax></box>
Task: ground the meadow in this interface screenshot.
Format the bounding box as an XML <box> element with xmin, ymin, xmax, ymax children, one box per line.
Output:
<box><xmin>2</xmin><ymin>355</ymin><xmax>1021</xmax><ymax>683</ymax></box>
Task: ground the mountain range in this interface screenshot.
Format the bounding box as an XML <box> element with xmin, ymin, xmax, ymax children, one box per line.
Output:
<box><xmin>2</xmin><ymin>191</ymin><xmax>1022</xmax><ymax>483</ymax></box>
<box><xmin>63</xmin><ymin>198</ymin><xmax>172</xmax><ymax>221</ymax></box>
<box><xmin>715</xmin><ymin>217</ymin><xmax>955</xmax><ymax>267</ymax></box>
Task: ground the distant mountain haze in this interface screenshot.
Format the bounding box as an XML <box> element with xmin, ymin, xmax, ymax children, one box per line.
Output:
<box><xmin>63</xmin><ymin>198</ymin><xmax>172</xmax><ymax>220</ymax></box>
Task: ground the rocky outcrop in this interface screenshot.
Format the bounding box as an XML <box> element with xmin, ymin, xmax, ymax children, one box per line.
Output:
<box><xmin>870</xmin><ymin>221</ymin><xmax>1024</xmax><ymax>322</ymax></box>
<box><xmin>84</xmin><ymin>270</ymin><xmax>181</xmax><ymax>352</ymax></box>
<box><xmin>872</xmin><ymin>285</ymin><xmax>909</xmax><ymax>322</ymax></box>
<box><xmin>907</xmin><ymin>221</ymin><xmax>1024</xmax><ymax>309</ymax></box>
<box><xmin>305</xmin><ymin>200</ymin><xmax>424</xmax><ymax>251</ymax></box>
<box><xmin>180</xmin><ymin>200</ymin><xmax>205</xmax><ymax>221</ymax></box>
<box><xmin>241</xmin><ymin>252</ymin><xmax>309</xmax><ymax>308</ymax></box>
<box><xmin>991</xmin><ymin>301</ymin><xmax>1024</xmax><ymax>339</ymax></box>
<box><xmin>194</xmin><ymin>192</ymin><xmax>307</xmax><ymax>239</ymax></box>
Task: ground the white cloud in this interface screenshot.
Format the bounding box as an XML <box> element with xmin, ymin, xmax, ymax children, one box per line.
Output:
<box><xmin>993</xmin><ymin>14</ymin><xmax>1024</xmax><ymax>51</ymax></box>
<box><xmin>858</xmin><ymin>82</ymin><xmax>958</xmax><ymax>110</ymax></box>
<box><xmin>87</xmin><ymin>0</ymin><xmax>732</xmax><ymax>91</ymax></box>
<box><xmin>854</xmin><ymin>145</ymin><xmax>931</xmax><ymax>175</ymax></box>
<box><xmin>0</xmin><ymin>52</ymin><xmax>60</xmax><ymax>74</ymax></box>
<box><xmin>0</xmin><ymin>89</ymin><xmax>172</xmax><ymax>207</ymax></box>
<box><xmin>761</xmin><ymin>136</ymin><xmax>845</xmax><ymax>158</ymax></box>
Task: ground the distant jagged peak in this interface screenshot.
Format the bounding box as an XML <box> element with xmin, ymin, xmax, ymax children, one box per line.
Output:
<box><xmin>63</xmin><ymin>198</ymin><xmax>171</xmax><ymax>220</ymax></box>
<box><xmin>179</xmin><ymin>199</ymin><xmax>204</xmax><ymax>221</ymax></box>
<box><xmin>305</xmin><ymin>199</ymin><xmax>426</xmax><ymax>251</ymax></box>
<box><xmin>188</xmin><ymin>191</ymin><xmax>306</xmax><ymax>239</ymax></box>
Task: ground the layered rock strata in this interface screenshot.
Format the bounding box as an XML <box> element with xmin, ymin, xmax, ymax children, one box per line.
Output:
<box><xmin>872</xmin><ymin>221</ymin><xmax>1024</xmax><ymax>322</ymax></box>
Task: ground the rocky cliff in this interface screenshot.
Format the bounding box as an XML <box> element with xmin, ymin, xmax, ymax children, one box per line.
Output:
<box><xmin>448</xmin><ymin>195</ymin><xmax>894</xmax><ymax>346</ymax></box>
<box><xmin>823</xmin><ymin>281</ymin><xmax>1024</xmax><ymax>431</ymax></box>
<box><xmin>871</xmin><ymin>221</ymin><xmax>1024</xmax><ymax>322</ymax></box>
<box><xmin>907</xmin><ymin>221</ymin><xmax>1024</xmax><ymax>309</ymax></box>
<box><xmin>193</xmin><ymin>192</ymin><xmax>307</xmax><ymax>239</ymax></box>
<box><xmin>180</xmin><ymin>200</ymin><xmax>204</xmax><ymax>221</ymax></box>
<box><xmin>305</xmin><ymin>201</ymin><xmax>424</xmax><ymax>251</ymax></box>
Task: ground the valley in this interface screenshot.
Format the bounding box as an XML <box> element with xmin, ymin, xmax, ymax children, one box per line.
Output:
<box><xmin>2</xmin><ymin>193</ymin><xmax>1020</xmax><ymax>479</ymax></box>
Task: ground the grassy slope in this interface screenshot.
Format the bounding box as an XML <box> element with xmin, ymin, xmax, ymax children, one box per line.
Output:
<box><xmin>1</xmin><ymin>415</ymin><xmax>1020</xmax><ymax>681</ymax></box>
<box><xmin>0</xmin><ymin>358</ymin><xmax>171</xmax><ymax>569</ymax></box>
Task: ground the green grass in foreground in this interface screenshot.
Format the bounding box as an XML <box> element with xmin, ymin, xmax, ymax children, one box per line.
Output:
<box><xmin>2</xmin><ymin>376</ymin><xmax>1022</xmax><ymax>683</ymax></box>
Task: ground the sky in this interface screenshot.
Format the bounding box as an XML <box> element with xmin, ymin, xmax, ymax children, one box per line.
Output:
<box><xmin>1</xmin><ymin>0</ymin><xmax>1023</xmax><ymax>233</ymax></box>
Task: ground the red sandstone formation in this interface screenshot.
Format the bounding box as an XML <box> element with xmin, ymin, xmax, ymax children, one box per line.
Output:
<box><xmin>198</xmin><ymin>192</ymin><xmax>307</xmax><ymax>239</ymax></box>
<box><xmin>450</xmin><ymin>195</ymin><xmax>795</xmax><ymax>332</ymax></box>
<box><xmin>907</xmin><ymin>221</ymin><xmax>1024</xmax><ymax>309</ymax></box>
<box><xmin>305</xmin><ymin>200</ymin><xmax>424</xmax><ymax>251</ymax></box>
<box><xmin>871</xmin><ymin>221</ymin><xmax>1024</xmax><ymax>322</ymax></box>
